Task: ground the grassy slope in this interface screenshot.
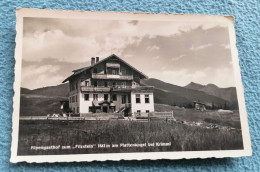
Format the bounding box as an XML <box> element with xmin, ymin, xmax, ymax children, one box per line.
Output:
<box><xmin>155</xmin><ymin>103</ymin><xmax>241</xmax><ymax>129</ymax></box>
<box><xmin>21</xmin><ymin>83</ymin><xmax>69</xmax><ymax>97</ymax></box>
<box><xmin>18</xmin><ymin>103</ymin><xmax>243</xmax><ymax>155</ymax></box>
<box><xmin>18</xmin><ymin>120</ymin><xmax>243</xmax><ymax>155</ymax></box>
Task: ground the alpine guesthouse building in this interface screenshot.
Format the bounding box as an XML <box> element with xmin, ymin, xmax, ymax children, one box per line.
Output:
<box><xmin>63</xmin><ymin>54</ymin><xmax>154</xmax><ymax>116</ymax></box>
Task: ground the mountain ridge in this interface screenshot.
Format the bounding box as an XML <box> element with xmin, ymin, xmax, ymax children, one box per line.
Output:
<box><xmin>140</xmin><ymin>78</ymin><xmax>234</xmax><ymax>108</ymax></box>
<box><xmin>20</xmin><ymin>78</ymin><xmax>239</xmax><ymax>116</ymax></box>
<box><xmin>184</xmin><ymin>81</ymin><xmax>237</xmax><ymax>103</ymax></box>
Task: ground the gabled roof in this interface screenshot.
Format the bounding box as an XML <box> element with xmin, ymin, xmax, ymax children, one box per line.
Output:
<box><xmin>62</xmin><ymin>54</ymin><xmax>148</xmax><ymax>83</ymax></box>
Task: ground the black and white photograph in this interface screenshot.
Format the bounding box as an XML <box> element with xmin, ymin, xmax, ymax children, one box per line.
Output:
<box><xmin>11</xmin><ymin>8</ymin><xmax>251</xmax><ymax>163</ymax></box>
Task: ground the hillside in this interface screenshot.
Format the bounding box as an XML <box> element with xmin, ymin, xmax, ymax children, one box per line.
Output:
<box><xmin>20</xmin><ymin>84</ymin><xmax>69</xmax><ymax>116</ymax></box>
<box><xmin>141</xmin><ymin>78</ymin><xmax>236</xmax><ymax>109</ymax></box>
<box><xmin>20</xmin><ymin>94</ymin><xmax>68</xmax><ymax>116</ymax></box>
<box><xmin>21</xmin><ymin>83</ymin><xmax>69</xmax><ymax>97</ymax></box>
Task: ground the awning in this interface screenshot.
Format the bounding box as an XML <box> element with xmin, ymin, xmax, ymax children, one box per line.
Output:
<box><xmin>110</xmin><ymin>102</ymin><xmax>116</xmax><ymax>106</ymax></box>
<box><xmin>92</xmin><ymin>100</ymin><xmax>100</xmax><ymax>107</ymax></box>
<box><xmin>98</xmin><ymin>100</ymin><xmax>110</xmax><ymax>105</ymax></box>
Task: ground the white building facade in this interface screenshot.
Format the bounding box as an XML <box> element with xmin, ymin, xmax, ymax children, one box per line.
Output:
<box><xmin>63</xmin><ymin>54</ymin><xmax>154</xmax><ymax>116</ymax></box>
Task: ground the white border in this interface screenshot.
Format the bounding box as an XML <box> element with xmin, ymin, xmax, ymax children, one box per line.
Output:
<box><xmin>11</xmin><ymin>8</ymin><xmax>252</xmax><ymax>163</ymax></box>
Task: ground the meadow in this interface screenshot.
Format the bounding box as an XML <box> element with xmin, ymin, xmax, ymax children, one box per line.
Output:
<box><xmin>18</xmin><ymin>109</ymin><xmax>243</xmax><ymax>155</ymax></box>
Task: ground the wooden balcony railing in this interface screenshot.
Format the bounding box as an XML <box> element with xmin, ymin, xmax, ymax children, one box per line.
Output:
<box><xmin>111</xmin><ymin>86</ymin><xmax>154</xmax><ymax>92</ymax></box>
<box><xmin>81</xmin><ymin>86</ymin><xmax>111</xmax><ymax>92</ymax></box>
<box><xmin>81</xmin><ymin>86</ymin><xmax>154</xmax><ymax>92</ymax></box>
<box><xmin>92</xmin><ymin>74</ymin><xmax>133</xmax><ymax>80</ymax></box>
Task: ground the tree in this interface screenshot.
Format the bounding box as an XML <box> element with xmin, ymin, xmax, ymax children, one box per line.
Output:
<box><xmin>224</xmin><ymin>102</ymin><xmax>229</xmax><ymax>110</ymax></box>
<box><xmin>212</xmin><ymin>102</ymin><xmax>215</xmax><ymax>110</ymax></box>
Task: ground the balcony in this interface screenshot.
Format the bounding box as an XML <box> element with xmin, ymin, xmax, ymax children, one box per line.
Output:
<box><xmin>92</xmin><ymin>74</ymin><xmax>133</xmax><ymax>80</ymax></box>
<box><xmin>81</xmin><ymin>86</ymin><xmax>111</xmax><ymax>92</ymax></box>
<box><xmin>81</xmin><ymin>86</ymin><xmax>154</xmax><ymax>93</ymax></box>
<box><xmin>112</xmin><ymin>86</ymin><xmax>154</xmax><ymax>92</ymax></box>
<box><xmin>111</xmin><ymin>86</ymin><xmax>133</xmax><ymax>92</ymax></box>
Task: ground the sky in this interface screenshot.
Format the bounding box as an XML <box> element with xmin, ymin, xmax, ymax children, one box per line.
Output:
<box><xmin>21</xmin><ymin>17</ymin><xmax>235</xmax><ymax>89</ymax></box>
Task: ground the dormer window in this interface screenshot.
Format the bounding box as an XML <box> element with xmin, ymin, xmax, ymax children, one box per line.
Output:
<box><xmin>112</xmin><ymin>69</ymin><xmax>118</xmax><ymax>75</ymax></box>
<box><xmin>107</xmin><ymin>67</ymin><xmax>119</xmax><ymax>75</ymax></box>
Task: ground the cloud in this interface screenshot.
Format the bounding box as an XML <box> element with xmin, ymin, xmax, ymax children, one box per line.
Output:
<box><xmin>221</xmin><ymin>44</ymin><xmax>231</xmax><ymax>49</ymax></box>
<box><xmin>22</xmin><ymin>18</ymin><xmax>235</xmax><ymax>89</ymax></box>
<box><xmin>190</xmin><ymin>44</ymin><xmax>212</xmax><ymax>51</ymax></box>
<box><xmin>172</xmin><ymin>55</ymin><xmax>185</xmax><ymax>62</ymax></box>
<box><xmin>23</xmin><ymin>18</ymin><xmax>227</xmax><ymax>63</ymax></box>
<box><xmin>146</xmin><ymin>45</ymin><xmax>160</xmax><ymax>51</ymax></box>
<box><xmin>121</xmin><ymin>26</ymin><xmax>232</xmax><ymax>73</ymax></box>
<box><xmin>21</xmin><ymin>64</ymin><xmax>63</xmax><ymax>89</ymax></box>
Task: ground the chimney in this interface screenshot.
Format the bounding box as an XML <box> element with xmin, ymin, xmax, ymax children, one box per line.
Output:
<box><xmin>91</xmin><ymin>57</ymin><xmax>95</xmax><ymax>65</ymax></box>
<box><xmin>96</xmin><ymin>57</ymin><xmax>99</xmax><ymax>63</ymax></box>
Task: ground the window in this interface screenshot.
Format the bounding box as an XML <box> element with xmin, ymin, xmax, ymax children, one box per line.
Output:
<box><xmin>93</xmin><ymin>68</ymin><xmax>97</xmax><ymax>73</ymax></box>
<box><xmin>85</xmin><ymin>81</ymin><xmax>90</xmax><ymax>86</ymax></box>
<box><xmin>146</xmin><ymin>110</ymin><xmax>150</xmax><ymax>113</ymax></box>
<box><xmin>145</xmin><ymin>94</ymin><xmax>150</xmax><ymax>103</ymax></box>
<box><xmin>113</xmin><ymin>82</ymin><xmax>116</xmax><ymax>87</ymax></box>
<box><xmin>94</xmin><ymin>80</ymin><xmax>98</xmax><ymax>87</ymax></box>
<box><xmin>77</xmin><ymin>107</ymin><xmax>79</xmax><ymax>113</ymax></box>
<box><xmin>112</xmin><ymin>69</ymin><xmax>116</xmax><ymax>75</ymax></box>
<box><xmin>104</xmin><ymin>94</ymin><xmax>108</xmax><ymax>101</ymax></box>
<box><xmin>89</xmin><ymin>107</ymin><xmax>93</xmax><ymax>113</ymax></box>
<box><xmin>121</xmin><ymin>69</ymin><xmax>126</xmax><ymax>75</ymax></box>
<box><xmin>122</xmin><ymin>95</ymin><xmax>126</xmax><ymax>104</ymax></box>
<box><xmin>75</xmin><ymin>95</ymin><xmax>77</xmax><ymax>102</ymax></box>
<box><xmin>137</xmin><ymin>110</ymin><xmax>141</xmax><ymax>115</ymax></box>
<box><xmin>136</xmin><ymin>94</ymin><xmax>140</xmax><ymax>103</ymax></box>
<box><xmin>112</xmin><ymin>69</ymin><xmax>119</xmax><ymax>75</ymax></box>
<box><xmin>93</xmin><ymin>94</ymin><xmax>98</xmax><ymax>100</ymax></box>
<box><xmin>112</xmin><ymin>94</ymin><xmax>117</xmax><ymax>101</ymax></box>
<box><xmin>84</xmin><ymin>94</ymin><xmax>89</xmax><ymax>101</ymax></box>
<box><xmin>122</xmin><ymin>82</ymin><xmax>126</xmax><ymax>88</ymax></box>
<box><xmin>104</xmin><ymin>81</ymin><xmax>108</xmax><ymax>87</ymax></box>
<box><xmin>128</xmin><ymin>94</ymin><xmax>131</xmax><ymax>103</ymax></box>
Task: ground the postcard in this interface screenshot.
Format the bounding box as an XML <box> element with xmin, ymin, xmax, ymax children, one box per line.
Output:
<box><xmin>11</xmin><ymin>8</ymin><xmax>252</xmax><ymax>163</ymax></box>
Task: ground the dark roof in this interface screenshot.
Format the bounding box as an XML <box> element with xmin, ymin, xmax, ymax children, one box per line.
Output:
<box><xmin>62</xmin><ymin>54</ymin><xmax>148</xmax><ymax>83</ymax></box>
<box><xmin>193</xmin><ymin>101</ymin><xmax>206</xmax><ymax>105</ymax></box>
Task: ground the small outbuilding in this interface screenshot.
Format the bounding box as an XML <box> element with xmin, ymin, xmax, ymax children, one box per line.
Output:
<box><xmin>193</xmin><ymin>101</ymin><xmax>206</xmax><ymax>111</ymax></box>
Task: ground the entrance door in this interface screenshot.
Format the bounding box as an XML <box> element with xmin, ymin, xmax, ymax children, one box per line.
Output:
<box><xmin>103</xmin><ymin>106</ymin><xmax>108</xmax><ymax>113</ymax></box>
<box><xmin>104</xmin><ymin>94</ymin><xmax>108</xmax><ymax>101</ymax></box>
<box><xmin>122</xmin><ymin>95</ymin><xmax>126</xmax><ymax>104</ymax></box>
